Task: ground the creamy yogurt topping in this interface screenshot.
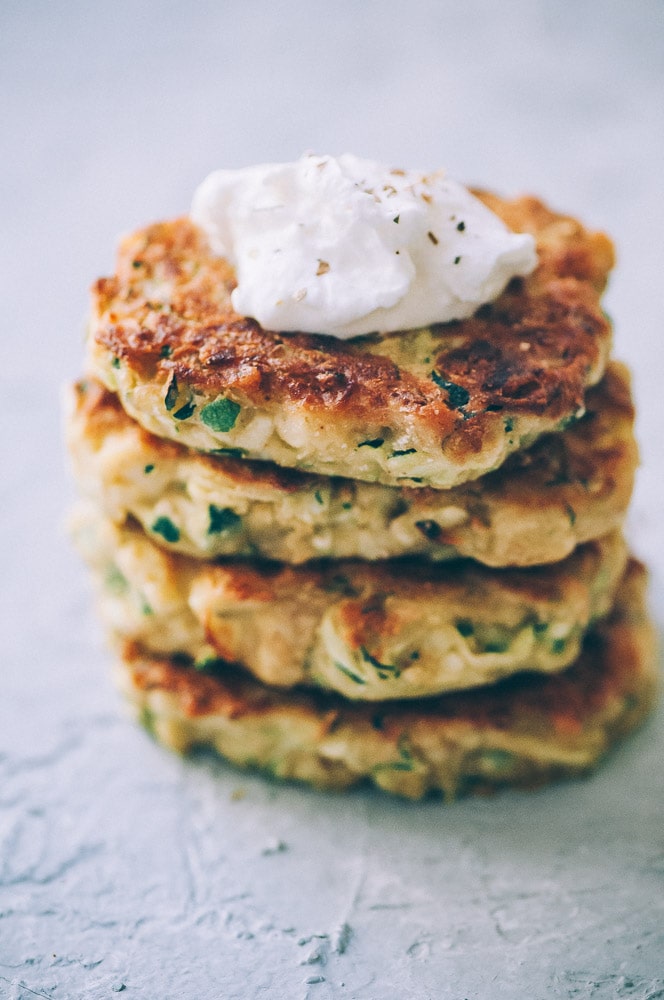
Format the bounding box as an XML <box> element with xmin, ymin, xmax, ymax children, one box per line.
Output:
<box><xmin>191</xmin><ymin>153</ymin><xmax>537</xmax><ymax>338</ymax></box>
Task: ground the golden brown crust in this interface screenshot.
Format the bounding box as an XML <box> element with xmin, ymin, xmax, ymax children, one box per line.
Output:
<box><xmin>73</xmin><ymin>504</ymin><xmax>629</xmax><ymax>700</ymax></box>
<box><xmin>88</xmin><ymin>193</ymin><xmax>614</xmax><ymax>487</ymax></box>
<box><xmin>67</xmin><ymin>363</ymin><xmax>637</xmax><ymax>567</ymax></box>
<box><xmin>117</xmin><ymin>560</ymin><xmax>657</xmax><ymax>799</ymax></box>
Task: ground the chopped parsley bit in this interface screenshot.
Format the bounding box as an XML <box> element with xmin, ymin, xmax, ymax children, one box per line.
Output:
<box><xmin>316</xmin><ymin>259</ymin><xmax>330</xmax><ymax>276</ymax></box>
<box><xmin>314</xmin><ymin>490</ymin><xmax>324</xmax><ymax>505</ymax></box>
<box><xmin>144</xmin><ymin>464</ymin><xmax>155</xmax><ymax>474</ymax></box>
<box><xmin>393</xmin><ymin>214</ymin><xmax>400</xmax><ymax>224</ymax></box>
<box><xmin>481</xmin><ymin>749</ymin><xmax>514</xmax><ymax>773</ymax></box>
<box><xmin>566</xmin><ymin>504</ymin><xmax>577</xmax><ymax>526</ymax></box>
<box><xmin>139</xmin><ymin>705</ymin><xmax>156</xmax><ymax>734</ymax></box>
<box><xmin>551</xmin><ymin>637</ymin><xmax>567</xmax><ymax>655</ymax></box>
<box><xmin>160</xmin><ymin>344</ymin><xmax>173</xmax><ymax>358</ymax></box>
<box><xmin>194</xmin><ymin>657</ymin><xmax>227</xmax><ymax>674</ymax></box>
<box><xmin>341</xmin><ymin>501</ymin><xmax>353</xmax><ymax>510</ymax></box>
<box><xmin>132</xmin><ymin>259</ymin><xmax>143</xmax><ymax>269</ymax></box>
<box><xmin>164</xmin><ymin>374</ymin><xmax>179</xmax><ymax>411</ymax></box>
<box><xmin>200</xmin><ymin>396</ymin><xmax>241</xmax><ymax>432</ymax></box>
<box><xmin>151</xmin><ymin>516</ymin><xmax>180</xmax><ymax>543</ymax></box>
<box><xmin>141</xmin><ymin>600</ymin><xmax>153</xmax><ymax>616</ymax></box>
<box><xmin>483</xmin><ymin>638</ymin><xmax>510</xmax><ymax>654</ymax></box>
<box><xmin>415</xmin><ymin>519</ymin><xmax>441</xmax><ymax>540</ymax></box>
<box><xmin>105</xmin><ymin>565</ymin><xmax>128</xmax><ymax>595</ymax></box>
<box><xmin>456</xmin><ymin>221</ymin><xmax>466</xmax><ymax>232</ymax></box>
<box><xmin>173</xmin><ymin>399</ymin><xmax>196</xmax><ymax>421</ymax></box>
<box><xmin>557</xmin><ymin>413</ymin><xmax>579</xmax><ymax>432</ymax></box>
<box><xmin>111</xmin><ymin>356</ymin><xmax>121</xmax><ymax>369</ymax></box>
<box><xmin>504</xmin><ymin>417</ymin><xmax>514</xmax><ymax>433</ymax></box>
<box><xmin>360</xmin><ymin>646</ymin><xmax>400</xmax><ymax>679</ymax></box>
<box><xmin>210</xmin><ymin>446</ymin><xmax>246</xmax><ymax>459</ymax></box>
<box><xmin>456</xmin><ymin>619</ymin><xmax>474</xmax><ymax>637</ymax></box>
<box><xmin>430</xmin><ymin>371</ymin><xmax>470</xmax><ymax>409</ymax></box>
<box><xmin>454</xmin><ymin>256</ymin><xmax>461</xmax><ymax>265</ymax></box>
<box><xmin>427</xmin><ymin>231</ymin><xmax>439</xmax><ymax>245</ymax></box>
<box><xmin>334</xmin><ymin>661</ymin><xmax>367</xmax><ymax>685</ymax></box>
<box><xmin>375</xmin><ymin>736</ymin><xmax>415</xmax><ymax>772</ymax></box>
<box><xmin>358</xmin><ymin>438</ymin><xmax>384</xmax><ymax>449</ymax></box>
<box><xmin>391</xmin><ymin>448</ymin><xmax>416</xmax><ymax>457</ymax></box>
<box><xmin>208</xmin><ymin>505</ymin><xmax>242</xmax><ymax>535</ymax></box>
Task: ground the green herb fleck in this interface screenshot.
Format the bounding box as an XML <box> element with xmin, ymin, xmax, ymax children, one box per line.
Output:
<box><xmin>105</xmin><ymin>565</ymin><xmax>128</xmax><ymax>595</ymax></box>
<box><xmin>566</xmin><ymin>504</ymin><xmax>577</xmax><ymax>526</ymax></box>
<box><xmin>210</xmin><ymin>447</ymin><xmax>247</xmax><ymax>459</ymax></box>
<box><xmin>144</xmin><ymin>464</ymin><xmax>155</xmax><ymax>474</ymax></box>
<box><xmin>454</xmin><ymin>255</ymin><xmax>461</xmax><ymax>265</ymax></box>
<box><xmin>374</xmin><ymin>736</ymin><xmax>415</xmax><ymax>773</ymax></box>
<box><xmin>557</xmin><ymin>413</ymin><xmax>580</xmax><ymax>432</ymax></box>
<box><xmin>173</xmin><ymin>399</ymin><xmax>196</xmax><ymax>420</ymax></box>
<box><xmin>457</xmin><ymin>221</ymin><xmax>466</xmax><ymax>232</ymax></box>
<box><xmin>139</xmin><ymin>705</ymin><xmax>156</xmax><ymax>734</ymax></box>
<box><xmin>208</xmin><ymin>505</ymin><xmax>242</xmax><ymax>535</ymax></box>
<box><xmin>551</xmin><ymin>637</ymin><xmax>566</xmax><ymax>655</ymax></box>
<box><xmin>392</xmin><ymin>448</ymin><xmax>416</xmax><ymax>457</ymax></box>
<box><xmin>111</xmin><ymin>356</ymin><xmax>121</xmax><ymax>369</ymax></box>
<box><xmin>456</xmin><ymin>619</ymin><xmax>474</xmax><ymax>638</ymax></box>
<box><xmin>431</xmin><ymin>371</ymin><xmax>470</xmax><ymax>409</ymax></box>
<box><xmin>160</xmin><ymin>344</ymin><xmax>172</xmax><ymax>358</ymax></box>
<box><xmin>334</xmin><ymin>661</ymin><xmax>367</xmax><ymax>685</ymax></box>
<box><xmin>164</xmin><ymin>375</ymin><xmax>179</xmax><ymax>411</ymax></box>
<box><xmin>483</xmin><ymin>639</ymin><xmax>510</xmax><ymax>654</ymax></box>
<box><xmin>194</xmin><ymin>657</ymin><xmax>228</xmax><ymax>674</ymax></box>
<box><xmin>342</xmin><ymin>501</ymin><xmax>353</xmax><ymax>510</ymax></box>
<box><xmin>415</xmin><ymin>519</ymin><xmax>441</xmax><ymax>540</ymax></box>
<box><xmin>314</xmin><ymin>490</ymin><xmax>324</xmax><ymax>505</ymax></box>
<box><xmin>151</xmin><ymin>516</ymin><xmax>180</xmax><ymax>543</ymax></box>
<box><xmin>504</xmin><ymin>417</ymin><xmax>514</xmax><ymax>433</ymax></box>
<box><xmin>200</xmin><ymin>396</ymin><xmax>241</xmax><ymax>432</ymax></box>
<box><xmin>480</xmin><ymin>749</ymin><xmax>514</xmax><ymax>774</ymax></box>
<box><xmin>358</xmin><ymin>438</ymin><xmax>384</xmax><ymax>449</ymax></box>
<box><xmin>360</xmin><ymin>646</ymin><xmax>400</xmax><ymax>679</ymax></box>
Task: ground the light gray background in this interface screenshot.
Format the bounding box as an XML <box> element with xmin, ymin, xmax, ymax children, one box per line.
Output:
<box><xmin>2</xmin><ymin>2</ymin><xmax>663</xmax><ymax>998</ymax></box>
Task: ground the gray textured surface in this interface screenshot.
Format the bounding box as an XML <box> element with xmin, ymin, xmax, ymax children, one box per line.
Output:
<box><xmin>2</xmin><ymin>2</ymin><xmax>664</xmax><ymax>997</ymax></box>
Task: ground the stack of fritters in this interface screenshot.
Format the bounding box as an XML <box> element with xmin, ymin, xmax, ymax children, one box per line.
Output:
<box><xmin>67</xmin><ymin>191</ymin><xmax>657</xmax><ymax>799</ymax></box>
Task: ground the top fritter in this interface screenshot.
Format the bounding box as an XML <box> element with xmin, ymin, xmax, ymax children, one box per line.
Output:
<box><xmin>87</xmin><ymin>181</ymin><xmax>614</xmax><ymax>489</ymax></box>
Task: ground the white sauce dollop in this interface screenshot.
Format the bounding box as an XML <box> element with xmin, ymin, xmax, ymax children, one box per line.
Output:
<box><xmin>191</xmin><ymin>153</ymin><xmax>537</xmax><ymax>338</ymax></box>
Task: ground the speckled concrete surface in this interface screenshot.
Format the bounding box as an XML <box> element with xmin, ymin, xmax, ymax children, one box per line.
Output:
<box><xmin>2</xmin><ymin>2</ymin><xmax>663</xmax><ymax>997</ymax></box>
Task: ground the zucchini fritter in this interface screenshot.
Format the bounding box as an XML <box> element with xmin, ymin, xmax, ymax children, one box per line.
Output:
<box><xmin>73</xmin><ymin>505</ymin><xmax>628</xmax><ymax>701</ymax></box>
<box><xmin>66</xmin><ymin>363</ymin><xmax>636</xmax><ymax>567</ymax></box>
<box><xmin>116</xmin><ymin>560</ymin><xmax>656</xmax><ymax>800</ymax></box>
<box><xmin>87</xmin><ymin>193</ymin><xmax>614</xmax><ymax>489</ymax></box>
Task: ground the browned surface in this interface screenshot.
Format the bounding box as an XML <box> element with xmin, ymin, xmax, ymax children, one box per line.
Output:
<box><xmin>91</xmin><ymin>192</ymin><xmax>614</xmax><ymax>438</ymax></box>
<box><xmin>123</xmin><ymin>558</ymin><xmax>656</xmax><ymax>756</ymax></box>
